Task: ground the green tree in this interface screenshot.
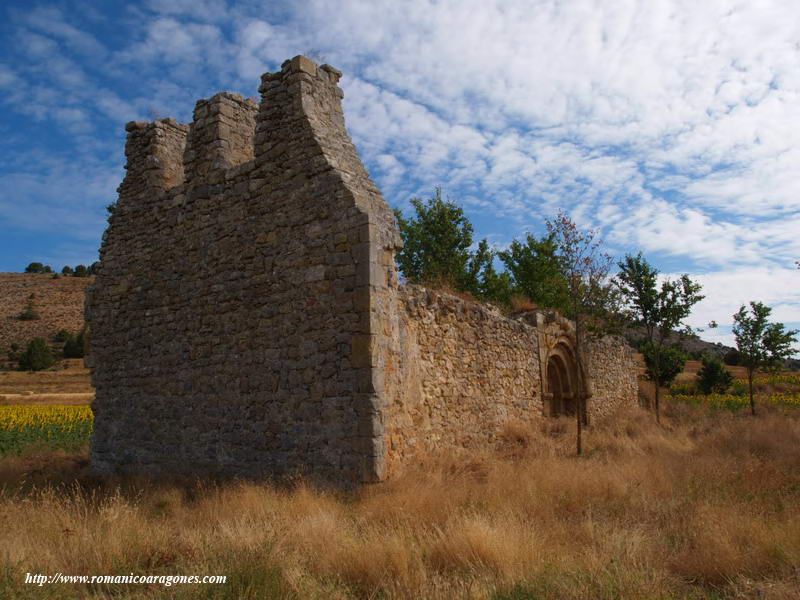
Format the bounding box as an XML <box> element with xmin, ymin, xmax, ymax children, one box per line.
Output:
<box><xmin>395</xmin><ymin>188</ymin><xmax>474</xmax><ymax>288</ymax></box>
<box><xmin>18</xmin><ymin>338</ymin><xmax>55</xmax><ymax>371</ymax></box>
<box><xmin>463</xmin><ymin>238</ymin><xmax>514</xmax><ymax>304</ymax></box>
<box><xmin>61</xmin><ymin>265</ymin><xmax>74</xmax><ymax>276</ymax></box>
<box><xmin>73</xmin><ymin>264</ymin><xmax>89</xmax><ymax>277</ymax></box>
<box><xmin>640</xmin><ymin>342</ymin><xmax>687</xmax><ymax>389</ymax></box>
<box><xmin>696</xmin><ymin>354</ymin><xmax>733</xmax><ymax>394</ymax></box>
<box><xmin>498</xmin><ymin>232</ymin><xmax>569</xmax><ymax>311</ymax></box>
<box><xmin>24</xmin><ymin>262</ymin><xmax>46</xmax><ymax>273</ymax></box>
<box><xmin>546</xmin><ymin>211</ymin><xmax>619</xmax><ymax>455</ymax></box>
<box><xmin>615</xmin><ymin>253</ymin><xmax>704</xmax><ymax>423</ymax></box>
<box><xmin>732</xmin><ymin>302</ymin><xmax>799</xmax><ymax>415</ymax></box>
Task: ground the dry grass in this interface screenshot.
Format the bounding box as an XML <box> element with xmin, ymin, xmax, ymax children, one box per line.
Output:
<box><xmin>509</xmin><ymin>295</ymin><xmax>538</xmax><ymax>312</ymax></box>
<box><xmin>2</xmin><ymin>405</ymin><xmax>800</xmax><ymax>599</ymax></box>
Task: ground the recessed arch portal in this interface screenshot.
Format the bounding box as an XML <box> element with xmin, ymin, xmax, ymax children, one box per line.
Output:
<box><xmin>545</xmin><ymin>342</ymin><xmax>579</xmax><ymax>418</ymax></box>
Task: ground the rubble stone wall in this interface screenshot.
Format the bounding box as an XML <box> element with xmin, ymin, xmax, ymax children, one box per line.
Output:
<box><xmin>585</xmin><ymin>336</ymin><xmax>639</xmax><ymax>421</ymax></box>
<box><xmin>88</xmin><ymin>56</ymin><xmax>400</xmax><ymax>485</ymax></box>
<box><xmin>383</xmin><ymin>286</ymin><xmax>543</xmax><ymax>475</ymax></box>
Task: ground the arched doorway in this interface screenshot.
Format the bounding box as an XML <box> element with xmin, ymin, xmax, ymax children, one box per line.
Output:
<box><xmin>545</xmin><ymin>343</ymin><xmax>579</xmax><ymax>418</ymax></box>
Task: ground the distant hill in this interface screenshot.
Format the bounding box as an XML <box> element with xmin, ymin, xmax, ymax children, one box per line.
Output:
<box><xmin>625</xmin><ymin>327</ymin><xmax>800</xmax><ymax>371</ymax></box>
<box><xmin>0</xmin><ymin>273</ymin><xmax>92</xmax><ymax>363</ymax></box>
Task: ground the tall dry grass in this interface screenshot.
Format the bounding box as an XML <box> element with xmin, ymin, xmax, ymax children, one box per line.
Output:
<box><xmin>2</xmin><ymin>404</ymin><xmax>800</xmax><ymax>599</ymax></box>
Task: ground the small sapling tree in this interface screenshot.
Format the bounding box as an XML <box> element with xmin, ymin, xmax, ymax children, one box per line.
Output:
<box><xmin>615</xmin><ymin>253</ymin><xmax>703</xmax><ymax>423</ymax></box>
<box><xmin>546</xmin><ymin>211</ymin><xmax>619</xmax><ymax>455</ymax></box>
<box><xmin>732</xmin><ymin>301</ymin><xmax>798</xmax><ymax>415</ymax></box>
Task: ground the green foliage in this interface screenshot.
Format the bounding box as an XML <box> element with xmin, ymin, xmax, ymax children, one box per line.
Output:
<box><xmin>395</xmin><ymin>188</ymin><xmax>474</xmax><ymax>288</ymax></box>
<box><xmin>697</xmin><ymin>354</ymin><xmax>733</xmax><ymax>394</ymax></box>
<box><xmin>545</xmin><ymin>212</ymin><xmax>619</xmax><ymax>332</ymax></box>
<box><xmin>54</xmin><ymin>329</ymin><xmax>71</xmax><ymax>342</ymax></box>
<box><xmin>17</xmin><ymin>300</ymin><xmax>40</xmax><ymax>321</ymax></box>
<box><xmin>640</xmin><ymin>341</ymin><xmax>687</xmax><ymax>387</ymax></box>
<box><xmin>24</xmin><ymin>262</ymin><xmax>50</xmax><ymax>273</ymax></box>
<box><xmin>615</xmin><ymin>253</ymin><xmax>703</xmax><ymax>421</ymax></box>
<box><xmin>394</xmin><ymin>188</ymin><xmax>511</xmax><ymax>305</ymax></box>
<box><xmin>723</xmin><ymin>348</ymin><xmax>741</xmax><ymax>366</ymax></box>
<box><xmin>733</xmin><ymin>301</ymin><xmax>799</xmax><ymax>414</ymax></box>
<box><xmin>733</xmin><ymin>302</ymin><xmax>798</xmax><ymax>371</ymax></box>
<box><xmin>17</xmin><ymin>338</ymin><xmax>55</xmax><ymax>371</ymax></box>
<box><xmin>498</xmin><ymin>232</ymin><xmax>569</xmax><ymax>312</ymax></box>
<box><xmin>669</xmin><ymin>381</ymin><xmax>698</xmax><ymax>396</ymax></box>
<box><xmin>62</xmin><ymin>330</ymin><xmax>85</xmax><ymax>359</ymax></box>
<box><xmin>73</xmin><ymin>264</ymin><xmax>88</xmax><ymax>277</ymax></box>
<box><xmin>61</xmin><ymin>265</ymin><xmax>74</xmax><ymax>275</ymax></box>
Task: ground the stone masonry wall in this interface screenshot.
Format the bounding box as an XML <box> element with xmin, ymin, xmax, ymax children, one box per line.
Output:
<box><xmin>88</xmin><ymin>56</ymin><xmax>399</xmax><ymax>485</ymax></box>
<box><xmin>383</xmin><ymin>286</ymin><xmax>543</xmax><ymax>476</ymax></box>
<box><xmin>585</xmin><ymin>336</ymin><xmax>639</xmax><ymax>421</ymax></box>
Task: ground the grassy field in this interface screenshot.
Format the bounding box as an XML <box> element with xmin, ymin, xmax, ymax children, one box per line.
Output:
<box><xmin>1</xmin><ymin>401</ymin><xmax>799</xmax><ymax>599</ymax></box>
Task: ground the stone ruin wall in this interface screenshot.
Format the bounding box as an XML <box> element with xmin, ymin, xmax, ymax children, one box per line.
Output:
<box><xmin>88</xmin><ymin>55</ymin><xmax>639</xmax><ymax>486</ymax></box>
<box><xmin>381</xmin><ymin>287</ymin><xmax>640</xmax><ymax>476</ymax></box>
<box><xmin>584</xmin><ymin>336</ymin><xmax>640</xmax><ymax>421</ymax></box>
<box><xmin>88</xmin><ymin>56</ymin><xmax>400</xmax><ymax>485</ymax></box>
<box><xmin>382</xmin><ymin>286</ymin><xmax>543</xmax><ymax>476</ymax></box>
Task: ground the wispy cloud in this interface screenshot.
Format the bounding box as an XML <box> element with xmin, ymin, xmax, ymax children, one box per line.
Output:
<box><xmin>0</xmin><ymin>0</ymin><xmax>797</xmax><ymax>333</ymax></box>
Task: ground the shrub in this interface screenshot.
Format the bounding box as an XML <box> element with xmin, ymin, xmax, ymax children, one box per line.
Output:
<box><xmin>17</xmin><ymin>300</ymin><xmax>40</xmax><ymax>321</ymax></box>
<box><xmin>62</xmin><ymin>330</ymin><xmax>85</xmax><ymax>359</ymax></box>
<box><xmin>669</xmin><ymin>382</ymin><xmax>698</xmax><ymax>396</ymax></box>
<box><xmin>54</xmin><ymin>330</ymin><xmax>71</xmax><ymax>343</ymax></box>
<box><xmin>18</xmin><ymin>338</ymin><xmax>55</xmax><ymax>371</ymax></box>
<box><xmin>697</xmin><ymin>354</ymin><xmax>733</xmax><ymax>394</ymax></box>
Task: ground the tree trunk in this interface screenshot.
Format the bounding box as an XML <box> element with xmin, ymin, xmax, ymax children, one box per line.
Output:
<box><xmin>575</xmin><ymin>322</ymin><xmax>584</xmax><ymax>456</ymax></box>
<box><xmin>749</xmin><ymin>370</ymin><xmax>756</xmax><ymax>416</ymax></box>
<box><xmin>654</xmin><ymin>348</ymin><xmax>661</xmax><ymax>424</ymax></box>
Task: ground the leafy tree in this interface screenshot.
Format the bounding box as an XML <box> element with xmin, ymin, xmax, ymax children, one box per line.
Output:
<box><xmin>395</xmin><ymin>188</ymin><xmax>474</xmax><ymax>288</ymax></box>
<box><xmin>498</xmin><ymin>232</ymin><xmax>569</xmax><ymax>312</ymax></box>
<box><xmin>615</xmin><ymin>253</ymin><xmax>704</xmax><ymax>423</ymax></box>
<box><xmin>73</xmin><ymin>264</ymin><xmax>89</xmax><ymax>277</ymax></box>
<box><xmin>394</xmin><ymin>188</ymin><xmax>512</xmax><ymax>305</ymax></box>
<box><xmin>732</xmin><ymin>302</ymin><xmax>799</xmax><ymax>415</ymax></box>
<box><xmin>546</xmin><ymin>211</ymin><xmax>618</xmax><ymax>455</ymax></box>
<box><xmin>62</xmin><ymin>265</ymin><xmax>74</xmax><ymax>276</ymax></box>
<box><xmin>24</xmin><ymin>262</ymin><xmax>47</xmax><ymax>274</ymax></box>
<box><xmin>18</xmin><ymin>338</ymin><xmax>55</xmax><ymax>371</ymax></box>
<box><xmin>88</xmin><ymin>261</ymin><xmax>101</xmax><ymax>275</ymax></box>
<box><xmin>640</xmin><ymin>342</ymin><xmax>687</xmax><ymax>389</ymax></box>
<box><xmin>697</xmin><ymin>354</ymin><xmax>733</xmax><ymax>394</ymax></box>
<box><xmin>463</xmin><ymin>238</ymin><xmax>514</xmax><ymax>304</ymax></box>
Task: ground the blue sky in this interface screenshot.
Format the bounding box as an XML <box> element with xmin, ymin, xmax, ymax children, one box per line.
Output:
<box><xmin>1</xmin><ymin>0</ymin><xmax>798</xmax><ymax>348</ymax></box>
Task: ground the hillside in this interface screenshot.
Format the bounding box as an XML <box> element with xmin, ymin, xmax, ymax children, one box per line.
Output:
<box><xmin>0</xmin><ymin>273</ymin><xmax>92</xmax><ymax>357</ymax></box>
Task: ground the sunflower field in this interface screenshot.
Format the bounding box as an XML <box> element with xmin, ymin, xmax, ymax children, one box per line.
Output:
<box><xmin>669</xmin><ymin>373</ymin><xmax>800</xmax><ymax>411</ymax></box>
<box><xmin>0</xmin><ymin>405</ymin><xmax>93</xmax><ymax>455</ymax></box>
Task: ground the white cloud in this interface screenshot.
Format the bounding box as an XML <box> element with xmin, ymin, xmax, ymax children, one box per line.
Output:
<box><xmin>2</xmin><ymin>0</ymin><xmax>799</xmax><ymax>327</ymax></box>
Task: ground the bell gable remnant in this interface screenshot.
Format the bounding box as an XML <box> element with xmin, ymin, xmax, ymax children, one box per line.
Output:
<box><xmin>87</xmin><ymin>56</ymin><xmax>637</xmax><ymax>485</ymax></box>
